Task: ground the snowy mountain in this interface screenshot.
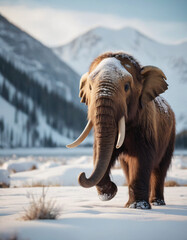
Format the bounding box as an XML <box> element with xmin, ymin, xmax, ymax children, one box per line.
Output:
<box><xmin>0</xmin><ymin>15</ymin><xmax>87</xmax><ymax>148</ymax></box>
<box><xmin>53</xmin><ymin>26</ymin><xmax>187</xmax><ymax>135</ymax></box>
<box><xmin>0</xmin><ymin>14</ymin><xmax>82</xmax><ymax>105</ymax></box>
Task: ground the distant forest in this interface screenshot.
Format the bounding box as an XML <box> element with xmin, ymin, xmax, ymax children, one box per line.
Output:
<box><xmin>0</xmin><ymin>55</ymin><xmax>86</xmax><ymax>147</ymax></box>
<box><xmin>175</xmin><ymin>130</ymin><xmax>187</xmax><ymax>149</ymax></box>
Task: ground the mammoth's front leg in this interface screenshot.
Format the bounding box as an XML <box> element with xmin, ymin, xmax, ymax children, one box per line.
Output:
<box><xmin>93</xmin><ymin>141</ymin><xmax>117</xmax><ymax>201</ymax></box>
<box><xmin>96</xmin><ymin>170</ymin><xmax>117</xmax><ymax>201</ymax></box>
<box><xmin>122</xmin><ymin>155</ymin><xmax>152</xmax><ymax>209</ymax></box>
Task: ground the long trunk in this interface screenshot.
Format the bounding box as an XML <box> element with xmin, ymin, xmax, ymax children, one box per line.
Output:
<box><xmin>78</xmin><ymin>101</ymin><xmax>117</xmax><ymax>188</ymax></box>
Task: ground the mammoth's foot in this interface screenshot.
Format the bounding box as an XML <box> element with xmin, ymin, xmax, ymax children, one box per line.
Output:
<box><xmin>125</xmin><ymin>200</ymin><xmax>151</xmax><ymax>209</ymax></box>
<box><xmin>97</xmin><ymin>181</ymin><xmax>117</xmax><ymax>201</ymax></box>
<box><xmin>151</xmin><ymin>199</ymin><xmax>166</xmax><ymax>206</ymax></box>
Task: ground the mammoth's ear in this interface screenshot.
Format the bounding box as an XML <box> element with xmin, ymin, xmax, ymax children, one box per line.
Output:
<box><xmin>140</xmin><ymin>66</ymin><xmax>168</xmax><ymax>107</ymax></box>
<box><xmin>79</xmin><ymin>72</ymin><xmax>89</xmax><ymax>105</ymax></box>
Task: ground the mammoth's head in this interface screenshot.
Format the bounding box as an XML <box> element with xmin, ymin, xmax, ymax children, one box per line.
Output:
<box><xmin>67</xmin><ymin>52</ymin><xmax>167</xmax><ymax>188</ymax></box>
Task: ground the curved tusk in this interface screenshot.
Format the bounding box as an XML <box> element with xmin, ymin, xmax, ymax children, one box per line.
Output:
<box><xmin>116</xmin><ymin>116</ymin><xmax>125</xmax><ymax>149</ymax></box>
<box><xmin>66</xmin><ymin>120</ymin><xmax>93</xmax><ymax>148</ymax></box>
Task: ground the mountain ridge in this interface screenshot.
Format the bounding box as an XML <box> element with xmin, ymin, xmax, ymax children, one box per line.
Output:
<box><xmin>0</xmin><ymin>14</ymin><xmax>82</xmax><ymax>106</ymax></box>
<box><xmin>57</xmin><ymin>26</ymin><xmax>187</xmax><ymax>50</ymax></box>
<box><xmin>0</xmin><ymin>14</ymin><xmax>87</xmax><ymax>148</ymax></box>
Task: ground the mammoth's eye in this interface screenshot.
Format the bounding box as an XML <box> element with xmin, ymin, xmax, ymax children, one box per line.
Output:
<box><xmin>89</xmin><ymin>84</ymin><xmax>92</xmax><ymax>90</ymax></box>
<box><xmin>124</xmin><ymin>83</ymin><xmax>130</xmax><ymax>92</ymax></box>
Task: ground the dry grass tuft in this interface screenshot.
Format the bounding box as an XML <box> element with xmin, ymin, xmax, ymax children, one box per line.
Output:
<box><xmin>11</xmin><ymin>165</ymin><xmax>37</xmax><ymax>174</ymax></box>
<box><xmin>0</xmin><ymin>233</ymin><xmax>26</xmax><ymax>240</ymax></box>
<box><xmin>0</xmin><ymin>183</ymin><xmax>10</xmax><ymax>188</ymax></box>
<box><xmin>22</xmin><ymin>182</ymin><xmax>61</xmax><ymax>188</ymax></box>
<box><xmin>165</xmin><ymin>180</ymin><xmax>180</xmax><ymax>187</ymax></box>
<box><xmin>22</xmin><ymin>187</ymin><xmax>61</xmax><ymax>220</ymax></box>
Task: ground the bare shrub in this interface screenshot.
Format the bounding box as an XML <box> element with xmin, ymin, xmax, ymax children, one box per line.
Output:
<box><xmin>22</xmin><ymin>187</ymin><xmax>61</xmax><ymax>220</ymax></box>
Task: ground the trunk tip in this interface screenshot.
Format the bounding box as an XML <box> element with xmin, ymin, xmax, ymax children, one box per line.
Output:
<box><xmin>78</xmin><ymin>172</ymin><xmax>95</xmax><ymax>188</ymax></box>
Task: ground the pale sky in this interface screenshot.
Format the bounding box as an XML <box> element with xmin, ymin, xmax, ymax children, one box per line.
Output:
<box><xmin>0</xmin><ymin>0</ymin><xmax>187</xmax><ymax>47</ymax></box>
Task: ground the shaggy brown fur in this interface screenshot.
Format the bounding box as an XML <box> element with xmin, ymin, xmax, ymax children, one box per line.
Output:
<box><xmin>79</xmin><ymin>51</ymin><xmax>175</xmax><ymax>209</ymax></box>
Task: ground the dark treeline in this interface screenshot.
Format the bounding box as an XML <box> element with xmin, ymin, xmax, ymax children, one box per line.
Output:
<box><xmin>175</xmin><ymin>130</ymin><xmax>187</xmax><ymax>149</ymax></box>
<box><xmin>0</xmin><ymin>115</ymin><xmax>57</xmax><ymax>147</ymax></box>
<box><xmin>1</xmin><ymin>79</ymin><xmax>30</xmax><ymax>115</ymax></box>
<box><xmin>0</xmin><ymin>55</ymin><xmax>86</xmax><ymax>140</ymax></box>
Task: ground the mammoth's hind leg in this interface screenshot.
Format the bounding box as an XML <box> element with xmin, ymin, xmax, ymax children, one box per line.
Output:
<box><xmin>119</xmin><ymin>155</ymin><xmax>129</xmax><ymax>185</ymax></box>
<box><xmin>150</xmin><ymin>134</ymin><xmax>175</xmax><ymax>206</ymax></box>
<box><xmin>150</xmin><ymin>168</ymin><xmax>166</xmax><ymax>206</ymax></box>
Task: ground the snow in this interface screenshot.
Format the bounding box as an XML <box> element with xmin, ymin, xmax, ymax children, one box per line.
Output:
<box><xmin>0</xmin><ymin>91</ymin><xmax>28</xmax><ymax>147</ymax></box>
<box><xmin>0</xmin><ymin>15</ymin><xmax>88</xmax><ymax>148</ymax></box>
<box><xmin>152</xmin><ymin>199</ymin><xmax>165</xmax><ymax>206</ymax></box>
<box><xmin>97</xmin><ymin>86</ymin><xmax>113</xmax><ymax>97</ymax></box>
<box><xmin>0</xmin><ymin>147</ymin><xmax>93</xmax><ymax>157</ymax></box>
<box><xmin>125</xmin><ymin>64</ymin><xmax>131</xmax><ymax>68</ymax></box>
<box><xmin>89</xmin><ymin>57</ymin><xmax>133</xmax><ymax>99</ymax></box>
<box><xmin>129</xmin><ymin>200</ymin><xmax>150</xmax><ymax>209</ymax></box>
<box><xmin>2</xmin><ymin>158</ymin><xmax>38</xmax><ymax>173</ymax></box>
<box><xmin>154</xmin><ymin>96</ymin><xmax>169</xmax><ymax>114</ymax></box>
<box><xmin>0</xmin><ymin>152</ymin><xmax>186</xmax><ymax>188</ymax></box>
<box><xmin>7</xmin><ymin>160</ymin><xmax>187</xmax><ymax>188</ymax></box>
<box><xmin>9</xmin><ymin>163</ymin><xmax>93</xmax><ymax>187</ymax></box>
<box><xmin>0</xmin><ymin>169</ymin><xmax>10</xmax><ymax>186</ymax></box>
<box><xmin>0</xmin><ymin>15</ymin><xmax>81</xmax><ymax>107</ymax></box>
<box><xmin>0</xmin><ymin>73</ymin><xmax>79</xmax><ymax>148</ymax></box>
<box><xmin>39</xmin><ymin>161</ymin><xmax>61</xmax><ymax>170</ymax></box>
<box><xmin>98</xmin><ymin>193</ymin><xmax>113</xmax><ymax>201</ymax></box>
<box><xmin>0</xmin><ymin>187</ymin><xmax>187</xmax><ymax>240</ymax></box>
<box><xmin>172</xmin><ymin>155</ymin><xmax>187</xmax><ymax>169</ymax></box>
<box><xmin>0</xmin><ymin>148</ymin><xmax>187</xmax><ymax>239</ymax></box>
<box><xmin>89</xmin><ymin>57</ymin><xmax>132</xmax><ymax>81</ymax></box>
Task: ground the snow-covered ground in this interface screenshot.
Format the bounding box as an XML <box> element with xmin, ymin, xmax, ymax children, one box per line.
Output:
<box><xmin>0</xmin><ymin>148</ymin><xmax>187</xmax><ymax>240</ymax></box>
<box><xmin>0</xmin><ymin>151</ymin><xmax>187</xmax><ymax>188</ymax></box>
<box><xmin>0</xmin><ymin>149</ymin><xmax>187</xmax><ymax>187</ymax></box>
<box><xmin>0</xmin><ymin>187</ymin><xmax>187</xmax><ymax>240</ymax></box>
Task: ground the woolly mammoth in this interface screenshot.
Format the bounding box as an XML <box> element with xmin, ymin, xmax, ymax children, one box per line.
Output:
<box><xmin>67</xmin><ymin>52</ymin><xmax>175</xmax><ymax>209</ymax></box>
